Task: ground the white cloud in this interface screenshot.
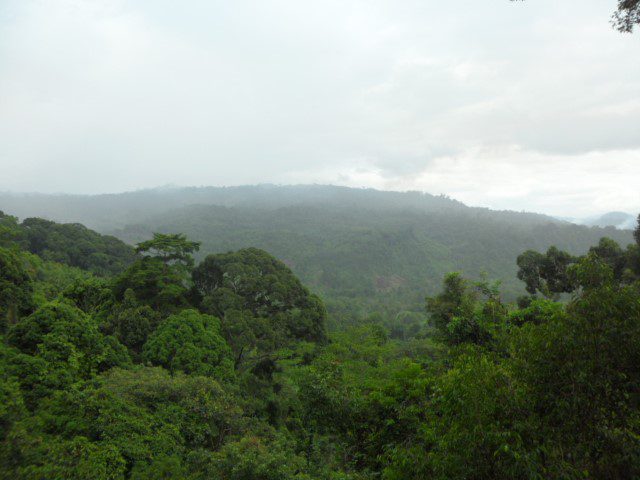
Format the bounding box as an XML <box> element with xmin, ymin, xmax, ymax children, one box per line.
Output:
<box><xmin>286</xmin><ymin>146</ymin><xmax>640</xmax><ymax>217</ymax></box>
<box><xmin>0</xmin><ymin>0</ymin><xmax>639</xmax><ymax>217</ymax></box>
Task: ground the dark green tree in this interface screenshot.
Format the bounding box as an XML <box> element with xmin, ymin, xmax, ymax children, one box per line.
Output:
<box><xmin>0</xmin><ymin>212</ymin><xmax>25</xmax><ymax>248</ymax></box>
<box><xmin>516</xmin><ymin>246</ymin><xmax>576</xmax><ymax>297</ymax></box>
<box><xmin>193</xmin><ymin>248</ymin><xmax>327</xmax><ymax>351</ymax></box>
<box><xmin>0</xmin><ymin>367</ymin><xmax>242</xmax><ymax>479</ymax></box>
<box><xmin>7</xmin><ymin>301</ymin><xmax>130</xmax><ymax>392</ymax></box>
<box><xmin>21</xmin><ymin>217</ymin><xmax>136</xmax><ymax>276</ymax></box>
<box><xmin>62</xmin><ymin>276</ymin><xmax>114</xmax><ymax>314</ymax></box>
<box><xmin>589</xmin><ymin>237</ymin><xmax>627</xmax><ymax>279</ymax></box>
<box><xmin>114</xmin><ymin>233</ymin><xmax>200</xmax><ymax>311</ymax></box>
<box><xmin>426</xmin><ymin>273</ymin><xmax>502</xmax><ymax>346</ymax></box>
<box><xmin>387</xmin><ymin>352</ymin><xmax>535</xmax><ymax>480</ymax></box>
<box><xmin>102</xmin><ymin>290</ymin><xmax>163</xmax><ymax>357</ymax></box>
<box><xmin>511</xmin><ymin>255</ymin><xmax>640</xmax><ymax>478</ymax></box>
<box><xmin>0</xmin><ymin>247</ymin><xmax>34</xmax><ymax>330</ymax></box>
<box><xmin>205</xmin><ymin>434</ymin><xmax>308</xmax><ymax>480</ymax></box>
<box><xmin>142</xmin><ymin>309</ymin><xmax>234</xmax><ymax>381</ymax></box>
<box><xmin>0</xmin><ymin>350</ymin><xmax>26</xmax><ymax>442</ymax></box>
<box><xmin>135</xmin><ymin>233</ymin><xmax>200</xmax><ymax>269</ymax></box>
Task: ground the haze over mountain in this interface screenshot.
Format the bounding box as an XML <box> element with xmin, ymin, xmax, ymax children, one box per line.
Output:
<box><xmin>2</xmin><ymin>0</ymin><xmax>639</xmax><ymax>218</ymax></box>
<box><xmin>1</xmin><ymin>185</ymin><xmax>634</xmax><ymax>321</ymax></box>
<box><xmin>0</xmin><ymin>184</ymin><xmax>557</xmax><ymax>230</ymax></box>
<box><xmin>582</xmin><ymin>211</ymin><xmax>638</xmax><ymax>230</ymax></box>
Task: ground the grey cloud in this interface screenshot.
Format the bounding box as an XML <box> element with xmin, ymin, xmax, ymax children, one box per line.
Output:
<box><xmin>0</xmin><ymin>0</ymin><xmax>638</xmax><ymax>216</ymax></box>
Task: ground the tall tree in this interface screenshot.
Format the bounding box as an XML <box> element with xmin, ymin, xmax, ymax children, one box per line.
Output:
<box><xmin>114</xmin><ymin>233</ymin><xmax>200</xmax><ymax>311</ymax></box>
<box><xmin>193</xmin><ymin>248</ymin><xmax>327</xmax><ymax>348</ymax></box>
<box><xmin>135</xmin><ymin>233</ymin><xmax>200</xmax><ymax>269</ymax></box>
<box><xmin>425</xmin><ymin>272</ymin><xmax>503</xmax><ymax>346</ymax></box>
<box><xmin>142</xmin><ymin>309</ymin><xmax>234</xmax><ymax>381</ymax></box>
<box><xmin>516</xmin><ymin>246</ymin><xmax>576</xmax><ymax>298</ymax></box>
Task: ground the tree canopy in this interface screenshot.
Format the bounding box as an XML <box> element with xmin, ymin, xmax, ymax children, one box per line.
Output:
<box><xmin>135</xmin><ymin>233</ymin><xmax>200</xmax><ymax>268</ymax></box>
<box><xmin>0</xmin><ymin>215</ymin><xmax>639</xmax><ymax>479</ymax></box>
<box><xmin>142</xmin><ymin>309</ymin><xmax>234</xmax><ymax>381</ymax></box>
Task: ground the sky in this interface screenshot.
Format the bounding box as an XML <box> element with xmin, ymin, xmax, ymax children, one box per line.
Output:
<box><xmin>0</xmin><ymin>0</ymin><xmax>639</xmax><ymax>218</ymax></box>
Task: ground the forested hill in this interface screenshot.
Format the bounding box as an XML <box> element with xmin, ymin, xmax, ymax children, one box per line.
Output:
<box><xmin>0</xmin><ymin>212</ymin><xmax>136</xmax><ymax>276</ymax></box>
<box><xmin>0</xmin><ymin>185</ymin><xmax>634</xmax><ymax>316</ymax></box>
<box><xmin>1</xmin><ymin>184</ymin><xmax>558</xmax><ymax>231</ymax></box>
<box><xmin>1</xmin><ymin>193</ymin><xmax>640</xmax><ymax>478</ymax></box>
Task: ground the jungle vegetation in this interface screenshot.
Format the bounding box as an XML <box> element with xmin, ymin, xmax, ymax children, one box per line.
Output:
<box><xmin>1</xmin><ymin>207</ymin><xmax>639</xmax><ymax>479</ymax></box>
<box><xmin>0</xmin><ymin>186</ymin><xmax>632</xmax><ymax>332</ymax></box>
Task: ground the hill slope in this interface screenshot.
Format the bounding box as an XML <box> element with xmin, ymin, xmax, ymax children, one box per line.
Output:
<box><xmin>0</xmin><ymin>184</ymin><xmax>556</xmax><ymax>231</ymax></box>
<box><xmin>1</xmin><ymin>185</ymin><xmax>634</xmax><ymax>319</ymax></box>
<box><xmin>0</xmin><ymin>212</ymin><xmax>136</xmax><ymax>276</ymax></box>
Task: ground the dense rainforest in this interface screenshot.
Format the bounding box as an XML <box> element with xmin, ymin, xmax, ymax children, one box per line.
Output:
<box><xmin>0</xmin><ymin>186</ymin><xmax>632</xmax><ymax>332</ymax></box>
<box><xmin>1</xmin><ymin>204</ymin><xmax>639</xmax><ymax>479</ymax></box>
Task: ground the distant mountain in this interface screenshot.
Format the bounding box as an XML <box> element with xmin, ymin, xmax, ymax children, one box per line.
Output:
<box><xmin>0</xmin><ymin>185</ymin><xmax>634</xmax><ymax>320</ymax></box>
<box><xmin>583</xmin><ymin>211</ymin><xmax>637</xmax><ymax>230</ymax></box>
<box><xmin>0</xmin><ymin>184</ymin><xmax>556</xmax><ymax>231</ymax></box>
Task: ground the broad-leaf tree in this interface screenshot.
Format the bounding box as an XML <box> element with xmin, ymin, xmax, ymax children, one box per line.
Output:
<box><xmin>142</xmin><ymin>309</ymin><xmax>234</xmax><ymax>381</ymax></box>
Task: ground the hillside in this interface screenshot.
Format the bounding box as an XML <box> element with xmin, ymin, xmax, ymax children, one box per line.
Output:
<box><xmin>0</xmin><ymin>184</ymin><xmax>556</xmax><ymax>231</ymax></box>
<box><xmin>1</xmin><ymin>185</ymin><xmax>634</xmax><ymax>321</ymax></box>
<box><xmin>2</xmin><ymin>209</ymin><xmax>639</xmax><ymax>479</ymax></box>
<box><xmin>0</xmin><ymin>212</ymin><xmax>137</xmax><ymax>276</ymax></box>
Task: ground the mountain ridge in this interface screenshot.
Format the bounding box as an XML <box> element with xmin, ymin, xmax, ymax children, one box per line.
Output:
<box><xmin>1</xmin><ymin>185</ymin><xmax>634</xmax><ymax>319</ymax></box>
<box><xmin>0</xmin><ymin>184</ymin><xmax>566</xmax><ymax>230</ymax></box>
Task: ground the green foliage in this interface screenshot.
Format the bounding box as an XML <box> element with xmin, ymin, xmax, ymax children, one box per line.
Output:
<box><xmin>6</xmin><ymin>435</ymin><xmax>127</xmax><ymax>480</ymax></box>
<box><xmin>194</xmin><ymin>248</ymin><xmax>327</xmax><ymax>361</ymax></box>
<box><xmin>0</xmin><ymin>247</ymin><xmax>34</xmax><ymax>330</ymax></box>
<box><xmin>136</xmin><ymin>232</ymin><xmax>200</xmax><ymax>269</ymax></box>
<box><xmin>142</xmin><ymin>309</ymin><xmax>234</xmax><ymax>381</ymax></box>
<box><xmin>517</xmin><ymin>231</ymin><xmax>640</xmax><ymax>297</ymax></box>
<box><xmin>63</xmin><ymin>276</ymin><xmax>114</xmax><ymax>314</ymax></box>
<box><xmin>425</xmin><ymin>273</ymin><xmax>505</xmax><ymax>346</ymax></box>
<box><xmin>0</xmin><ymin>367</ymin><xmax>242</xmax><ymax>479</ymax></box>
<box><xmin>511</xmin><ymin>256</ymin><xmax>640</xmax><ymax>478</ymax></box>
<box><xmin>517</xmin><ymin>246</ymin><xmax>577</xmax><ymax>297</ymax></box>
<box><xmin>388</xmin><ymin>352</ymin><xmax>536</xmax><ymax>480</ymax></box>
<box><xmin>112</xmin><ymin>232</ymin><xmax>200</xmax><ymax>312</ymax></box>
<box><xmin>29</xmin><ymin>256</ymin><xmax>94</xmax><ymax>305</ymax></box>
<box><xmin>0</xmin><ymin>350</ymin><xmax>26</xmax><ymax>440</ymax></box>
<box><xmin>21</xmin><ymin>217</ymin><xmax>136</xmax><ymax>276</ymax></box>
<box><xmin>589</xmin><ymin>237</ymin><xmax>627</xmax><ymax>279</ymax></box>
<box><xmin>6</xmin><ymin>301</ymin><xmax>130</xmax><ymax>400</ymax></box>
<box><xmin>0</xmin><ymin>211</ymin><xmax>26</xmax><ymax>248</ymax></box>
<box><xmin>206</xmin><ymin>434</ymin><xmax>309</xmax><ymax>480</ymax></box>
<box><xmin>129</xmin><ymin>455</ymin><xmax>185</xmax><ymax>480</ymax></box>
<box><xmin>508</xmin><ymin>298</ymin><xmax>563</xmax><ymax>326</ymax></box>
<box><xmin>98</xmin><ymin>289</ymin><xmax>163</xmax><ymax>356</ymax></box>
<box><xmin>1</xmin><ymin>215</ymin><xmax>640</xmax><ymax>479</ymax></box>
<box><xmin>113</xmin><ymin>257</ymin><xmax>190</xmax><ymax>311</ymax></box>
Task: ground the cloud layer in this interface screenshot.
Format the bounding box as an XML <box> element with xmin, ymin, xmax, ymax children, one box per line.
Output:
<box><xmin>0</xmin><ymin>0</ymin><xmax>639</xmax><ymax>216</ymax></box>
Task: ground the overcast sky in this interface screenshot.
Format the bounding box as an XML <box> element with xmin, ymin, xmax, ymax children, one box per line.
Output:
<box><xmin>1</xmin><ymin>0</ymin><xmax>639</xmax><ymax>217</ymax></box>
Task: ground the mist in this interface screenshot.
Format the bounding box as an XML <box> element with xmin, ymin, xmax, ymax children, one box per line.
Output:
<box><xmin>1</xmin><ymin>0</ymin><xmax>639</xmax><ymax>217</ymax></box>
